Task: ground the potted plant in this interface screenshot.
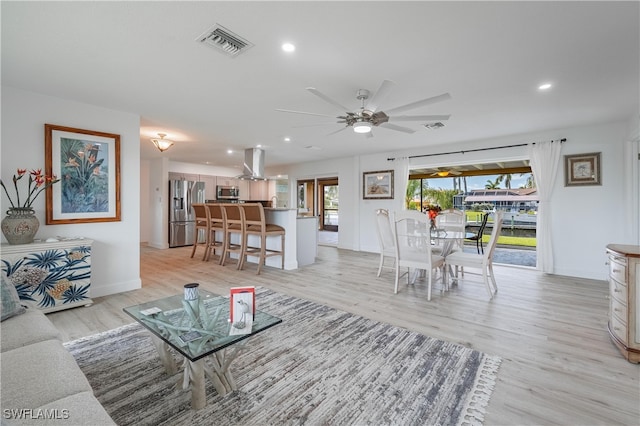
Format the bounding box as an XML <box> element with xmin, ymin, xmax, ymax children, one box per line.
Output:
<box><xmin>1</xmin><ymin>168</ymin><xmax>59</xmax><ymax>244</ymax></box>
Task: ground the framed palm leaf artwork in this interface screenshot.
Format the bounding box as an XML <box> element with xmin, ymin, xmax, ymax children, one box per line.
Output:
<box><xmin>45</xmin><ymin>124</ymin><xmax>121</xmax><ymax>224</ymax></box>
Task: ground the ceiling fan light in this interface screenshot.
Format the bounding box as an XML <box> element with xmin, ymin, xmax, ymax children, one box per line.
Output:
<box><xmin>150</xmin><ymin>133</ymin><xmax>175</xmax><ymax>152</ymax></box>
<box><xmin>353</xmin><ymin>121</ymin><xmax>372</xmax><ymax>133</ymax></box>
<box><xmin>437</xmin><ymin>171</ymin><xmax>450</xmax><ymax>177</ymax></box>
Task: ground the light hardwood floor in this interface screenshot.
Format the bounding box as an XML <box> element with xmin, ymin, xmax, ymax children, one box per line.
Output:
<box><xmin>48</xmin><ymin>245</ymin><xmax>640</xmax><ymax>425</ymax></box>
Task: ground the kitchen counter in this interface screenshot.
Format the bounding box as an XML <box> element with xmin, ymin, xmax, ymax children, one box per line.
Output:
<box><xmin>296</xmin><ymin>216</ymin><xmax>318</xmax><ymax>266</ymax></box>
<box><xmin>258</xmin><ymin>208</ymin><xmax>298</xmax><ymax>270</ymax></box>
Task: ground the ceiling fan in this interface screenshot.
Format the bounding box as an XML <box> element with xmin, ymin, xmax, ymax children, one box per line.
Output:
<box><xmin>276</xmin><ymin>80</ymin><xmax>451</xmax><ymax>136</ymax></box>
<box><xmin>430</xmin><ymin>168</ymin><xmax>462</xmax><ymax>177</ymax></box>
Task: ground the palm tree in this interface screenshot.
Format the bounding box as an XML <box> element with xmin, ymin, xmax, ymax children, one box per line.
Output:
<box><xmin>497</xmin><ymin>173</ymin><xmax>513</xmax><ymax>189</ymax></box>
<box><xmin>405</xmin><ymin>179</ymin><xmax>422</xmax><ymax>209</ymax></box>
<box><xmin>485</xmin><ymin>177</ymin><xmax>500</xmax><ymax>189</ymax></box>
<box><xmin>521</xmin><ymin>173</ymin><xmax>536</xmax><ymax>188</ymax></box>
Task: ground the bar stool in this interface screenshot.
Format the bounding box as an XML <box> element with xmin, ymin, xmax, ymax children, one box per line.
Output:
<box><xmin>220</xmin><ymin>203</ymin><xmax>245</xmax><ymax>269</ymax></box>
<box><xmin>204</xmin><ymin>203</ymin><xmax>225</xmax><ymax>263</ymax></box>
<box><xmin>240</xmin><ymin>203</ymin><xmax>285</xmax><ymax>274</ymax></box>
<box><xmin>190</xmin><ymin>203</ymin><xmax>209</xmax><ymax>260</ymax></box>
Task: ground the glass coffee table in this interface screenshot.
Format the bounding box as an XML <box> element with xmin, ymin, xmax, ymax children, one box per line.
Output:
<box><xmin>123</xmin><ymin>289</ymin><xmax>281</xmax><ymax>409</ymax></box>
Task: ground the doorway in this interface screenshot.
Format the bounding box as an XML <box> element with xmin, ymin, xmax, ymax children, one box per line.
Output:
<box><xmin>296</xmin><ymin>179</ymin><xmax>315</xmax><ymax>217</ymax></box>
<box><xmin>318</xmin><ymin>177</ymin><xmax>338</xmax><ymax>232</ymax></box>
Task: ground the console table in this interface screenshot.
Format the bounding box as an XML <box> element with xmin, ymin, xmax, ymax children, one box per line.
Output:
<box><xmin>1</xmin><ymin>238</ymin><xmax>93</xmax><ymax>313</ymax></box>
<box><xmin>606</xmin><ymin>244</ymin><xmax>640</xmax><ymax>363</ymax></box>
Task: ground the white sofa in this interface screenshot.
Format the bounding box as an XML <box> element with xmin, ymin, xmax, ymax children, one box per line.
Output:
<box><xmin>1</xmin><ymin>277</ymin><xmax>115</xmax><ymax>425</ymax></box>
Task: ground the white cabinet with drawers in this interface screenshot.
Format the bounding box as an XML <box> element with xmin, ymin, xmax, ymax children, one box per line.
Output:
<box><xmin>606</xmin><ymin>244</ymin><xmax>640</xmax><ymax>363</ymax></box>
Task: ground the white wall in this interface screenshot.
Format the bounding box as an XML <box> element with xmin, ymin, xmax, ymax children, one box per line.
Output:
<box><xmin>283</xmin><ymin>156</ymin><xmax>360</xmax><ymax>250</ymax></box>
<box><xmin>140</xmin><ymin>159</ymin><xmax>244</xmax><ymax>247</ymax></box>
<box><xmin>1</xmin><ymin>86</ymin><xmax>141</xmax><ymax>297</ymax></box>
<box><xmin>279</xmin><ymin>119</ymin><xmax>639</xmax><ymax>281</ymax></box>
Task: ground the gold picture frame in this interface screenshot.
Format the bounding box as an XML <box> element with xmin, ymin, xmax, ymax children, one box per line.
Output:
<box><xmin>363</xmin><ymin>170</ymin><xmax>394</xmax><ymax>199</ymax></box>
<box><xmin>564</xmin><ymin>152</ymin><xmax>601</xmax><ymax>187</ymax></box>
<box><xmin>45</xmin><ymin>124</ymin><xmax>121</xmax><ymax>224</ymax></box>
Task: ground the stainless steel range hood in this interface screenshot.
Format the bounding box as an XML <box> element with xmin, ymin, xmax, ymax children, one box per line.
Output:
<box><xmin>237</xmin><ymin>148</ymin><xmax>266</xmax><ymax>180</ymax></box>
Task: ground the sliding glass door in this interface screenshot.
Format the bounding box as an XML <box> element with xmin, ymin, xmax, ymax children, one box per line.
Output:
<box><xmin>318</xmin><ymin>177</ymin><xmax>338</xmax><ymax>232</ymax></box>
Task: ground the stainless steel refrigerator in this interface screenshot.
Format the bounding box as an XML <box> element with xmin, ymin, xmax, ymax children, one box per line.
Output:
<box><xmin>169</xmin><ymin>180</ymin><xmax>205</xmax><ymax>248</ymax></box>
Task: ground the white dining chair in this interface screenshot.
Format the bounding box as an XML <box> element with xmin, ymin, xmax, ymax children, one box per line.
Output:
<box><xmin>435</xmin><ymin>208</ymin><xmax>466</xmax><ymax>251</ymax></box>
<box><xmin>445</xmin><ymin>211</ymin><xmax>504</xmax><ymax>299</ymax></box>
<box><xmin>393</xmin><ymin>210</ymin><xmax>446</xmax><ymax>300</ymax></box>
<box><xmin>374</xmin><ymin>209</ymin><xmax>396</xmax><ymax>277</ymax></box>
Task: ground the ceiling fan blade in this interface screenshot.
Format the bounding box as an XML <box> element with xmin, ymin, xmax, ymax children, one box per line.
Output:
<box><xmin>306</xmin><ymin>87</ymin><xmax>351</xmax><ymax>112</ymax></box>
<box><xmin>292</xmin><ymin>122</ymin><xmax>341</xmax><ymax>128</ymax></box>
<box><xmin>384</xmin><ymin>93</ymin><xmax>452</xmax><ymax>115</ymax></box>
<box><xmin>390</xmin><ymin>114</ymin><xmax>451</xmax><ymax>122</ymax></box>
<box><xmin>326</xmin><ymin>126</ymin><xmax>349</xmax><ymax>136</ymax></box>
<box><xmin>378</xmin><ymin>123</ymin><xmax>416</xmax><ymax>134</ymax></box>
<box><xmin>366</xmin><ymin>80</ymin><xmax>396</xmax><ymax>112</ymax></box>
<box><xmin>275</xmin><ymin>108</ymin><xmax>336</xmax><ymax>118</ymax></box>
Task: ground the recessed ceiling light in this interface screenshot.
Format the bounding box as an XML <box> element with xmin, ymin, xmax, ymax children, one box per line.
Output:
<box><xmin>284</xmin><ymin>137</ymin><xmax>291</xmax><ymax>143</ymax></box>
<box><xmin>282</xmin><ymin>42</ymin><xmax>295</xmax><ymax>53</ymax></box>
<box><xmin>538</xmin><ymin>83</ymin><xmax>552</xmax><ymax>91</ymax></box>
<box><xmin>256</xmin><ymin>144</ymin><xmax>262</xmax><ymax>148</ymax></box>
<box><xmin>227</xmin><ymin>149</ymin><xmax>233</xmax><ymax>154</ymax></box>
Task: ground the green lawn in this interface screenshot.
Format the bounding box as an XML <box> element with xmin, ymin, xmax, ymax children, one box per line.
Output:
<box><xmin>464</xmin><ymin>211</ymin><xmax>537</xmax><ymax>247</ymax></box>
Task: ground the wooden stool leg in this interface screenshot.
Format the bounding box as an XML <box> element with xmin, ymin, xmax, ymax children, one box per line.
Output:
<box><xmin>281</xmin><ymin>234</ymin><xmax>285</xmax><ymax>270</ymax></box>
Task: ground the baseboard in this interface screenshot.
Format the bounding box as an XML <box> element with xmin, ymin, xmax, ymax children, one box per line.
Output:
<box><xmin>90</xmin><ymin>278</ymin><xmax>142</xmax><ymax>298</ymax></box>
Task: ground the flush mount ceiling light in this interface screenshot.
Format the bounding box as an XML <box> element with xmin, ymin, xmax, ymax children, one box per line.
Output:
<box><xmin>282</xmin><ymin>42</ymin><xmax>295</xmax><ymax>52</ymax></box>
<box><xmin>353</xmin><ymin>120</ymin><xmax>372</xmax><ymax>134</ymax></box>
<box><xmin>150</xmin><ymin>133</ymin><xmax>174</xmax><ymax>152</ymax></box>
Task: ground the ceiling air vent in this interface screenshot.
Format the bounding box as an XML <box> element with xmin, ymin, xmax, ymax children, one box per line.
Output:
<box><xmin>197</xmin><ymin>24</ymin><xmax>253</xmax><ymax>57</ymax></box>
<box><xmin>424</xmin><ymin>122</ymin><xmax>445</xmax><ymax>130</ymax></box>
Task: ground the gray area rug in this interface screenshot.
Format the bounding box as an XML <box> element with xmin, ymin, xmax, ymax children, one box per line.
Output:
<box><xmin>64</xmin><ymin>289</ymin><xmax>501</xmax><ymax>426</ymax></box>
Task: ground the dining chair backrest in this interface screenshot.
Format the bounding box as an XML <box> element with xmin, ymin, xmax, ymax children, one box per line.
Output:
<box><xmin>477</xmin><ymin>212</ymin><xmax>490</xmax><ymax>235</ymax></box>
<box><xmin>436</xmin><ymin>208</ymin><xmax>465</xmax><ymax>231</ymax></box>
<box><xmin>466</xmin><ymin>212</ymin><xmax>490</xmax><ymax>254</ymax></box>
<box><xmin>393</xmin><ymin>210</ymin><xmax>435</xmax><ymax>262</ymax></box>
<box><xmin>393</xmin><ymin>210</ymin><xmax>445</xmax><ymax>299</ymax></box>
<box><xmin>374</xmin><ymin>209</ymin><xmax>395</xmax><ymax>253</ymax></box>
<box><xmin>484</xmin><ymin>211</ymin><xmax>504</xmax><ymax>261</ymax></box>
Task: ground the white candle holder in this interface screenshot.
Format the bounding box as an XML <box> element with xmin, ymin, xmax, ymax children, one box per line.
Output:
<box><xmin>184</xmin><ymin>283</ymin><xmax>200</xmax><ymax>301</ymax></box>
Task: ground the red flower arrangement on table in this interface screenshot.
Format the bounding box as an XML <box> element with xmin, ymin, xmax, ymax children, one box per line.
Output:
<box><xmin>424</xmin><ymin>204</ymin><xmax>441</xmax><ymax>228</ymax></box>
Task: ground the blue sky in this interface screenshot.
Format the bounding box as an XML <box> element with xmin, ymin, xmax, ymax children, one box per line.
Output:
<box><xmin>422</xmin><ymin>173</ymin><xmax>532</xmax><ymax>191</ymax></box>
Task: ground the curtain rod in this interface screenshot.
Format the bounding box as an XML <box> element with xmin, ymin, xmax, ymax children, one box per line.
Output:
<box><xmin>387</xmin><ymin>138</ymin><xmax>566</xmax><ymax>161</ymax></box>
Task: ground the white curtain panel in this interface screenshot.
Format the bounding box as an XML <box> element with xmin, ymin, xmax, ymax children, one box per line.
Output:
<box><xmin>396</xmin><ymin>157</ymin><xmax>410</xmax><ymax>210</ymax></box>
<box><xmin>528</xmin><ymin>141</ymin><xmax>562</xmax><ymax>273</ymax></box>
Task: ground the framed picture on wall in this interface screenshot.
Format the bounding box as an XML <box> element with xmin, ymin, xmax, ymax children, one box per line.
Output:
<box><xmin>363</xmin><ymin>170</ymin><xmax>394</xmax><ymax>199</ymax></box>
<box><xmin>45</xmin><ymin>124</ymin><xmax>121</xmax><ymax>224</ymax></box>
<box><xmin>564</xmin><ymin>152</ymin><xmax>601</xmax><ymax>187</ymax></box>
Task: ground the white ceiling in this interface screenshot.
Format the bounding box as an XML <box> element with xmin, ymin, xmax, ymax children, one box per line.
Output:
<box><xmin>2</xmin><ymin>1</ymin><xmax>638</xmax><ymax>171</ymax></box>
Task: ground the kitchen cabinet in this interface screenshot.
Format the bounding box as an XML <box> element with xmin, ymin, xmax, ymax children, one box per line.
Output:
<box><xmin>216</xmin><ymin>177</ymin><xmax>238</xmax><ymax>187</ymax></box>
<box><xmin>169</xmin><ymin>172</ymin><xmax>199</xmax><ymax>182</ymax></box>
<box><xmin>237</xmin><ymin>180</ymin><xmax>250</xmax><ymax>200</ymax></box>
<box><xmin>250</xmin><ymin>180</ymin><xmax>269</xmax><ymax>200</ymax></box>
<box><xmin>200</xmin><ymin>175</ymin><xmax>217</xmax><ymax>200</ymax></box>
<box><xmin>606</xmin><ymin>244</ymin><xmax>640</xmax><ymax>363</ymax></box>
<box><xmin>1</xmin><ymin>238</ymin><xmax>94</xmax><ymax>313</ymax></box>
